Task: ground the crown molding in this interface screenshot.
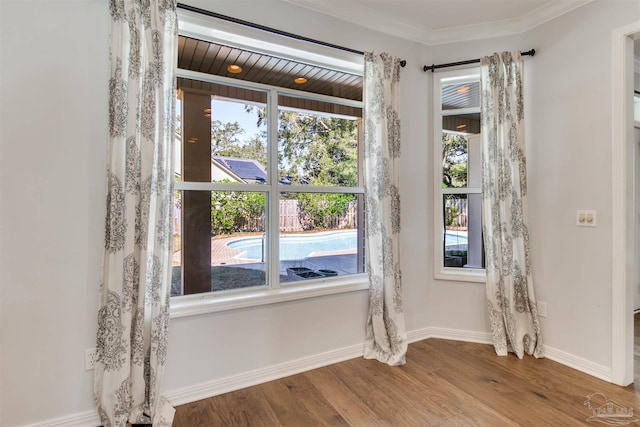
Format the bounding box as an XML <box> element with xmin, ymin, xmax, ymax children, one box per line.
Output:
<box><xmin>282</xmin><ymin>0</ymin><xmax>594</xmax><ymax>46</ymax></box>
<box><xmin>281</xmin><ymin>0</ymin><xmax>431</xmax><ymax>44</ymax></box>
<box><xmin>518</xmin><ymin>0</ymin><xmax>594</xmax><ymax>33</ymax></box>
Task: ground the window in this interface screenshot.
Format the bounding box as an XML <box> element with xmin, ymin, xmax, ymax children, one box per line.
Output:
<box><xmin>433</xmin><ymin>68</ymin><xmax>485</xmax><ymax>281</ymax></box>
<box><xmin>172</xmin><ymin>11</ymin><xmax>366</xmax><ymax>298</ymax></box>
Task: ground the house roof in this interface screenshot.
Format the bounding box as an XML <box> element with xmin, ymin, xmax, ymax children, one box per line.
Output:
<box><xmin>212</xmin><ymin>156</ymin><xmax>267</xmax><ymax>183</ymax></box>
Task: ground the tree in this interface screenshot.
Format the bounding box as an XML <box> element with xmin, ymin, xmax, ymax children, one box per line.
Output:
<box><xmin>442</xmin><ymin>133</ymin><xmax>468</xmax><ymax>188</ymax></box>
<box><xmin>211</xmin><ymin>120</ymin><xmax>244</xmax><ymax>156</ymax></box>
<box><xmin>210</xmin><ymin>120</ymin><xmax>267</xmax><ymax>166</ymax></box>
<box><xmin>252</xmin><ymin>106</ymin><xmax>358</xmax><ymax>187</ymax></box>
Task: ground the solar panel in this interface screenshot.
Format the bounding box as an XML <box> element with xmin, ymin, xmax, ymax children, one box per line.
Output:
<box><xmin>213</xmin><ymin>157</ymin><xmax>267</xmax><ymax>182</ymax></box>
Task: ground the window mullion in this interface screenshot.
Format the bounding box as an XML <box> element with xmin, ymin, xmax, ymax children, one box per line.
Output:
<box><xmin>441</xmin><ymin>187</ymin><xmax>482</xmax><ymax>195</ymax></box>
<box><xmin>267</xmin><ymin>88</ymin><xmax>280</xmax><ymax>289</ymax></box>
<box><xmin>278</xmin><ymin>185</ymin><xmax>365</xmax><ymax>194</ymax></box>
<box><xmin>441</xmin><ymin>107</ymin><xmax>480</xmax><ymax>117</ymax></box>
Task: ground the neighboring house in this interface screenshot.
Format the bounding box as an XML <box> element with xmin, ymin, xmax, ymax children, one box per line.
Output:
<box><xmin>212</xmin><ymin>155</ymin><xmax>267</xmax><ymax>184</ymax></box>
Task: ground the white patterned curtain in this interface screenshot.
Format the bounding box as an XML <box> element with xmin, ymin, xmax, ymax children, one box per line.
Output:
<box><xmin>480</xmin><ymin>51</ymin><xmax>543</xmax><ymax>359</ymax></box>
<box><xmin>95</xmin><ymin>1</ymin><xmax>177</xmax><ymax>426</ymax></box>
<box><xmin>362</xmin><ymin>52</ymin><xmax>407</xmax><ymax>366</ymax></box>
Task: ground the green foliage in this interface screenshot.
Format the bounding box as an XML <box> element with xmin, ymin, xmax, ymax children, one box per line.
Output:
<box><xmin>442</xmin><ymin>133</ymin><xmax>468</xmax><ymax>188</ymax></box>
<box><xmin>444</xmin><ymin>201</ymin><xmax>460</xmax><ymax>227</ymax></box>
<box><xmin>296</xmin><ymin>193</ymin><xmax>355</xmax><ymax>230</ymax></box>
<box><xmin>211</xmin><ymin>183</ymin><xmax>265</xmax><ymax>235</ymax></box>
<box><xmin>251</xmin><ymin>106</ymin><xmax>358</xmax><ymax>186</ymax></box>
<box><xmin>211</xmin><ymin>120</ymin><xmax>267</xmax><ymax>166</ymax></box>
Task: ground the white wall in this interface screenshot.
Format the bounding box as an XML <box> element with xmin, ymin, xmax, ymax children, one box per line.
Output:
<box><xmin>423</xmin><ymin>0</ymin><xmax>639</xmax><ymax>370</ymax></box>
<box><xmin>0</xmin><ymin>1</ymin><xmax>108</xmax><ymax>426</ymax></box>
<box><xmin>635</xmin><ymin>39</ymin><xmax>640</xmax><ymax>92</ymax></box>
<box><xmin>526</xmin><ymin>0</ymin><xmax>638</xmax><ymax>367</ymax></box>
<box><xmin>0</xmin><ymin>1</ymin><xmax>428</xmax><ymax>426</ymax></box>
<box><xmin>1</xmin><ymin>0</ymin><xmax>639</xmax><ymax>426</ymax></box>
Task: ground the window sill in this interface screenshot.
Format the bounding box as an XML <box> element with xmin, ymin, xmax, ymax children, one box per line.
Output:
<box><xmin>170</xmin><ymin>274</ymin><xmax>369</xmax><ymax>318</ymax></box>
<box><xmin>434</xmin><ymin>266</ymin><xmax>486</xmax><ymax>283</ymax></box>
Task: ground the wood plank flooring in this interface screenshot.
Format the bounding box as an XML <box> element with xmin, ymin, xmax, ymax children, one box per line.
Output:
<box><xmin>171</xmin><ymin>338</ymin><xmax>640</xmax><ymax>426</ymax></box>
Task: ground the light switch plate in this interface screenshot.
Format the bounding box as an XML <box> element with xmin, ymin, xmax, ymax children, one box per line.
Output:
<box><xmin>577</xmin><ymin>210</ymin><xmax>596</xmax><ymax>227</ymax></box>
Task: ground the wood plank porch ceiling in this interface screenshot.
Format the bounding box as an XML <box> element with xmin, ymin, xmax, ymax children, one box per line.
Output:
<box><xmin>178</xmin><ymin>35</ymin><xmax>363</xmax><ymax>102</ymax></box>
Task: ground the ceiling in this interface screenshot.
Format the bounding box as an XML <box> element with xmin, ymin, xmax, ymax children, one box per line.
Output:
<box><xmin>282</xmin><ymin>0</ymin><xmax>594</xmax><ymax>45</ymax></box>
<box><xmin>177</xmin><ymin>0</ymin><xmax>637</xmax><ymax>112</ymax></box>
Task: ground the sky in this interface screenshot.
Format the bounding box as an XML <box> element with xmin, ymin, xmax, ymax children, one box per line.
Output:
<box><xmin>211</xmin><ymin>98</ymin><xmax>264</xmax><ymax>144</ymax></box>
<box><xmin>175</xmin><ymin>97</ymin><xmax>265</xmax><ymax>175</ymax></box>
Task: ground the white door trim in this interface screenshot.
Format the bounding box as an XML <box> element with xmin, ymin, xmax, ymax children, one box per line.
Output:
<box><xmin>611</xmin><ymin>20</ymin><xmax>640</xmax><ymax>386</ymax></box>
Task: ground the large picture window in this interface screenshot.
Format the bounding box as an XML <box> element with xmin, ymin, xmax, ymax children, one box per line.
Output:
<box><xmin>434</xmin><ymin>69</ymin><xmax>485</xmax><ymax>281</ymax></box>
<box><xmin>172</xmin><ymin>19</ymin><xmax>365</xmax><ymax>297</ymax></box>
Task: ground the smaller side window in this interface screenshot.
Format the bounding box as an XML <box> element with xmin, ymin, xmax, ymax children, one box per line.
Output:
<box><xmin>434</xmin><ymin>69</ymin><xmax>485</xmax><ymax>282</ymax></box>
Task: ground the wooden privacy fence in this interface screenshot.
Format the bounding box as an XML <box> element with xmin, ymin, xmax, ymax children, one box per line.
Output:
<box><xmin>174</xmin><ymin>199</ymin><xmax>358</xmax><ymax>234</ymax></box>
<box><xmin>276</xmin><ymin>199</ymin><xmax>358</xmax><ymax>232</ymax></box>
<box><xmin>279</xmin><ymin>199</ymin><xmax>300</xmax><ymax>232</ymax></box>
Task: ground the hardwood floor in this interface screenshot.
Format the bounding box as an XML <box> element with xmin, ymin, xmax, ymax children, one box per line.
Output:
<box><xmin>171</xmin><ymin>339</ymin><xmax>640</xmax><ymax>426</ymax></box>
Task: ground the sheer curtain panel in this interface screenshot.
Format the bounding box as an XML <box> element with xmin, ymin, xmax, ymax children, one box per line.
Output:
<box><xmin>362</xmin><ymin>52</ymin><xmax>407</xmax><ymax>366</ymax></box>
<box><xmin>95</xmin><ymin>1</ymin><xmax>178</xmax><ymax>425</ymax></box>
<box><xmin>480</xmin><ymin>51</ymin><xmax>543</xmax><ymax>359</ymax></box>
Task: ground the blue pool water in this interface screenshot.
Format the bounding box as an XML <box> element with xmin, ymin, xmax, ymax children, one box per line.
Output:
<box><xmin>445</xmin><ymin>231</ymin><xmax>468</xmax><ymax>251</ymax></box>
<box><xmin>228</xmin><ymin>230</ymin><xmax>357</xmax><ymax>260</ymax></box>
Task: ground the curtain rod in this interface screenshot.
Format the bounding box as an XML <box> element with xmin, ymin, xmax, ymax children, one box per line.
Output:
<box><xmin>176</xmin><ymin>3</ymin><xmax>406</xmax><ymax>68</ymax></box>
<box><xmin>423</xmin><ymin>49</ymin><xmax>535</xmax><ymax>72</ymax></box>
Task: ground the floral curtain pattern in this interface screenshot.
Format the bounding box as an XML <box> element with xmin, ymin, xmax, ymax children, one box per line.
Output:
<box><xmin>95</xmin><ymin>1</ymin><xmax>177</xmax><ymax>425</ymax></box>
<box><xmin>480</xmin><ymin>51</ymin><xmax>543</xmax><ymax>359</ymax></box>
<box><xmin>362</xmin><ymin>52</ymin><xmax>407</xmax><ymax>366</ymax></box>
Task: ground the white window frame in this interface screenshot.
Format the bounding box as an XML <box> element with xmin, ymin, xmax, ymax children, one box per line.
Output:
<box><xmin>171</xmin><ymin>11</ymin><xmax>368</xmax><ymax>318</ymax></box>
<box><xmin>433</xmin><ymin>68</ymin><xmax>485</xmax><ymax>283</ymax></box>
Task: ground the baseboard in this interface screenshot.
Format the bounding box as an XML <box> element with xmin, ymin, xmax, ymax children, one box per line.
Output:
<box><xmin>543</xmin><ymin>344</ymin><xmax>612</xmax><ymax>382</ymax></box>
<box><xmin>407</xmin><ymin>326</ymin><xmax>493</xmax><ymax>344</ymax></box>
<box><xmin>408</xmin><ymin>326</ymin><xmax>612</xmax><ymax>382</ymax></box>
<box><xmin>164</xmin><ymin>343</ymin><xmax>364</xmax><ymax>406</ymax></box>
<box><xmin>18</xmin><ymin>344</ymin><xmax>364</xmax><ymax>427</ymax></box>
<box><xmin>21</xmin><ymin>410</ymin><xmax>100</xmax><ymax>427</ymax></box>
<box><xmin>17</xmin><ymin>328</ymin><xmax>613</xmax><ymax>427</ymax></box>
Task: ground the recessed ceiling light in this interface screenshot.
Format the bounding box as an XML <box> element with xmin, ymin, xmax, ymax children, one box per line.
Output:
<box><xmin>456</xmin><ymin>86</ymin><xmax>470</xmax><ymax>94</ymax></box>
<box><xmin>294</xmin><ymin>77</ymin><xmax>308</xmax><ymax>84</ymax></box>
<box><xmin>227</xmin><ymin>64</ymin><xmax>242</xmax><ymax>74</ymax></box>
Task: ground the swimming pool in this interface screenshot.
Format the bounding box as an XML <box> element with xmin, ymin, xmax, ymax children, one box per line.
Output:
<box><xmin>445</xmin><ymin>231</ymin><xmax>468</xmax><ymax>251</ymax></box>
<box><xmin>228</xmin><ymin>230</ymin><xmax>357</xmax><ymax>260</ymax></box>
<box><xmin>228</xmin><ymin>230</ymin><xmax>468</xmax><ymax>260</ymax></box>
